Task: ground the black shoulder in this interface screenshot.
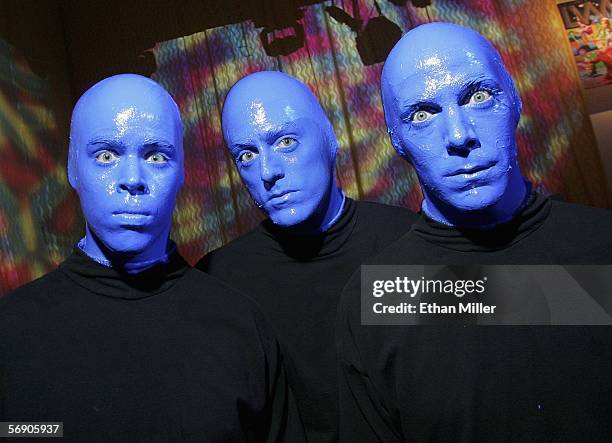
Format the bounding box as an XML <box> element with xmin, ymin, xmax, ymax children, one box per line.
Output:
<box><xmin>196</xmin><ymin>226</ymin><xmax>266</xmax><ymax>273</ymax></box>
<box><xmin>352</xmin><ymin>200</ymin><xmax>417</xmax><ymax>246</ymax></box>
<box><xmin>179</xmin><ymin>267</ymin><xmax>278</xmax><ymax>349</ymax></box>
<box><xmin>354</xmin><ymin>200</ymin><xmax>418</xmax><ymax>223</ymax></box>
<box><xmin>0</xmin><ymin>271</ymin><xmax>68</xmax><ymax>334</ymax></box>
<box><xmin>181</xmin><ymin>267</ymin><xmax>264</xmax><ymax>312</ymax></box>
<box><xmin>0</xmin><ymin>270</ymin><xmax>64</xmax><ymax>310</ymax></box>
<box><xmin>546</xmin><ymin>200</ymin><xmax>612</xmax><ymax>263</ymax></box>
<box><xmin>550</xmin><ymin>200</ymin><xmax>612</xmax><ymax>232</ymax></box>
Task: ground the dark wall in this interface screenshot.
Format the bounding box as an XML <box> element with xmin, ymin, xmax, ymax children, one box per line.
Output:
<box><xmin>58</xmin><ymin>0</ymin><xmax>321</xmax><ymax>99</ymax></box>
<box><xmin>0</xmin><ymin>0</ymin><xmax>74</xmax><ymax>143</ymax></box>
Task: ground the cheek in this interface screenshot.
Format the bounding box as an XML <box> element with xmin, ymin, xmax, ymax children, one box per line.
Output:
<box><xmin>296</xmin><ymin>154</ymin><xmax>330</xmax><ymax>192</ymax></box>
<box><xmin>77</xmin><ymin>177</ymin><xmax>114</xmax><ymax>212</ymax></box>
<box><xmin>148</xmin><ymin>173</ymin><xmax>180</xmax><ymax>205</ymax></box>
<box><xmin>399</xmin><ymin>130</ymin><xmax>440</xmax><ymax>172</ymax></box>
<box><xmin>472</xmin><ymin>105</ymin><xmax>515</xmax><ymax>140</ymax></box>
<box><xmin>400</xmin><ymin>120</ymin><xmax>441</xmax><ymax>148</ymax></box>
<box><xmin>77</xmin><ymin>161</ymin><xmax>117</xmax><ymax>194</ymax></box>
<box><xmin>239</xmin><ymin>169</ymin><xmax>265</xmax><ymax>199</ymax></box>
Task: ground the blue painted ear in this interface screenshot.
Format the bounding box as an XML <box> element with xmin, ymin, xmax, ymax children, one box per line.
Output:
<box><xmin>67</xmin><ymin>139</ymin><xmax>78</xmax><ymax>190</ymax></box>
<box><xmin>500</xmin><ymin>66</ymin><xmax>522</xmax><ymax>125</ymax></box>
<box><xmin>513</xmin><ymin>89</ymin><xmax>523</xmax><ymax>125</ymax></box>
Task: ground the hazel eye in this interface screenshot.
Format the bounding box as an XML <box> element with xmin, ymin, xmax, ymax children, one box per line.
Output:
<box><xmin>468</xmin><ymin>90</ymin><xmax>492</xmax><ymax>105</ymax></box>
<box><xmin>146</xmin><ymin>152</ymin><xmax>168</xmax><ymax>164</ymax></box>
<box><xmin>277</xmin><ymin>137</ymin><xmax>297</xmax><ymax>148</ymax></box>
<box><xmin>412</xmin><ymin>110</ymin><xmax>434</xmax><ymax>123</ymax></box>
<box><xmin>95</xmin><ymin>151</ymin><xmax>118</xmax><ymax>164</ymax></box>
<box><xmin>239</xmin><ymin>151</ymin><xmax>257</xmax><ymax>164</ymax></box>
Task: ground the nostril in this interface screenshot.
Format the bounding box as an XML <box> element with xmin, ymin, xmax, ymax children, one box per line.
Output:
<box><xmin>466</xmin><ymin>139</ymin><xmax>480</xmax><ymax>150</ymax></box>
<box><xmin>263</xmin><ymin>180</ymin><xmax>274</xmax><ymax>191</ymax></box>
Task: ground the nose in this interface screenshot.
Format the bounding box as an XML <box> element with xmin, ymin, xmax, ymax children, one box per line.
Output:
<box><xmin>117</xmin><ymin>155</ymin><xmax>148</xmax><ymax>195</ymax></box>
<box><xmin>260</xmin><ymin>150</ymin><xmax>285</xmax><ymax>191</ymax></box>
<box><xmin>444</xmin><ymin>105</ymin><xmax>480</xmax><ymax>158</ymax></box>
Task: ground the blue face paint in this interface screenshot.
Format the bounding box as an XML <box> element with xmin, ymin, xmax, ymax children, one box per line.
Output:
<box><xmin>381</xmin><ymin>22</ymin><xmax>527</xmax><ymax>228</ymax></box>
<box><xmin>222</xmin><ymin>71</ymin><xmax>343</xmax><ymax>232</ymax></box>
<box><xmin>68</xmin><ymin>74</ymin><xmax>184</xmax><ymax>269</ymax></box>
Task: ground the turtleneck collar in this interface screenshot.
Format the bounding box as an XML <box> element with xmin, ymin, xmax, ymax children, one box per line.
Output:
<box><xmin>260</xmin><ymin>196</ymin><xmax>358</xmax><ymax>260</ymax></box>
<box><xmin>412</xmin><ymin>192</ymin><xmax>551</xmax><ymax>252</ymax></box>
<box><xmin>59</xmin><ymin>245</ymin><xmax>189</xmax><ymax>299</ymax></box>
<box><xmin>77</xmin><ymin>238</ymin><xmax>178</xmax><ymax>274</ymax></box>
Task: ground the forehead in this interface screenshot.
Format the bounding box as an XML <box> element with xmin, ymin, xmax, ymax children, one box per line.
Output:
<box><xmin>223</xmin><ymin>88</ymin><xmax>324</xmax><ymax>141</ymax></box>
<box><xmin>388</xmin><ymin>44</ymin><xmax>503</xmax><ymax>100</ymax></box>
<box><xmin>73</xmin><ymin>88</ymin><xmax>179</xmax><ymax>143</ymax></box>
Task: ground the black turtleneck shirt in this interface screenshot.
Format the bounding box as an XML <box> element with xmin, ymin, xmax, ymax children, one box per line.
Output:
<box><xmin>0</xmin><ymin>248</ymin><xmax>304</xmax><ymax>442</ymax></box>
<box><xmin>337</xmin><ymin>194</ymin><xmax>612</xmax><ymax>442</ymax></box>
<box><xmin>197</xmin><ymin>198</ymin><xmax>417</xmax><ymax>442</ymax></box>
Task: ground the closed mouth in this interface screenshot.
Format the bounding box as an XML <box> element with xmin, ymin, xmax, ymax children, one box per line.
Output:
<box><xmin>268</xmin><ymin>191</ymin><xmax>295</xmax><ymax>201</ymax></box>
<box><xmin>447</xmin><ymin>162</ymin><xmax>497</xmax><ymax>177</ymax></box>
<box><xmin>111</xmin><ymin>212</ymin><xmax>152</xmax><ymax>223</ymax></box>
<box><xmin>112</xmin><ymin>211</ymin><xmax>151</xmax><ymax>216</ymax></box>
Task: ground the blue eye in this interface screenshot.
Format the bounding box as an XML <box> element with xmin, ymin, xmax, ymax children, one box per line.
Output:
<box><xmin>95</xmin><ymin>151</ymin><xmax>118</xmax><ymax>164</ymax></box>
<box><xmin>467</xmin><ymin>90</ymin><xmax>492</xmax><ymax>105</ymax></box>
<box><xmin>277</xmin><ymin>137</ymin><xmax>297</xmax><ymax>148</ymax></box>
<box><xmin>146</xmin><ymin>152</ymin><xmax>168</xmax><ymax>164</ymax></box>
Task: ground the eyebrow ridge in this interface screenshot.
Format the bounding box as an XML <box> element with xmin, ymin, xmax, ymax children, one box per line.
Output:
<box><xmin>399</xmin><ymin>100</ymin><xmax>440</xmax><ymax>121</ymax></box>
<box><xmin>231</xmin><ymin>121</ymin><xmax>299</xmax><ymax>150</ymax></box>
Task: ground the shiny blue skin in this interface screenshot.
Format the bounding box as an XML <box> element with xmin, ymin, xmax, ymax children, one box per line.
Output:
<box><xmin>222</xmin><ymin>71</ymin><xmax>344</xmax><ymax>233</ymax></box>
<box><xmin>68</xmin><ymin>74</ymin><xmax>184</xmax><ymax>268</ymax></box>
<box><xmin>382</xmin><ymin>22</ymin><xmax>527</xmax><ymax>228</ymax></box>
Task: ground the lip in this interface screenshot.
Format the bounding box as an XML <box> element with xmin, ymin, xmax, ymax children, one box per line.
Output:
<box><xmin>267</xmin><ymin>190</ymin><xmax>298</xmax><ymax>206</ymax></box>
<box><xmin>446</xmin><ymin>161</ymin><xmax>497</xmax><ymax>177</ymax></box>
<box><xmin>111</xmin><ymin>211</ymin><xmax>152</xmax><ymax>224</ymax></box>
<box><xmin>268</xmin><ymin>190</ymin><xmax>296</xmax><ymax>201</ymax></box>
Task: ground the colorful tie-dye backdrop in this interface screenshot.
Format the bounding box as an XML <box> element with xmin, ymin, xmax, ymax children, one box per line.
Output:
<box><xmin>0</xmin><ymin>0</ymin><xmax>608</xmax><ymax>294</ymax></box>
<box><xmin>0</xmin><ymin>39</ymin><xmax>82</xmax><ymax>294</ymax></box>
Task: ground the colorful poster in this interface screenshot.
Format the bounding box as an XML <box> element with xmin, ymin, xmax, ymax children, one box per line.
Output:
<box><xmin>558</xmin><ymin>0</ymin><xmax>612</xmax><ymax>89</ymax></box>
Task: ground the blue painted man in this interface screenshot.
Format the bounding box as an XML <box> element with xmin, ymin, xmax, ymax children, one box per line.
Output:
<box><xmin>197</xmin><ymin>71</ymin><xmax>417</xmax><ymax>442</ymax></box>
<box><xmin>337</xmin><ymin>22</ymin><xmax>612</xmax><ymax>442</ymax></box>
<box><xmin>0</xmin><ymin>74</ymin><xmax>303</xmax><ymax>441</ymax></box>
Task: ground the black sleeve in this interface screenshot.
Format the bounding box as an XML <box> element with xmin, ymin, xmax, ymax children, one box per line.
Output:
<box><xmin>336</xmin><ymin>269</ymin><xmax>402</xmax><ymax>443</ymax></box>
<box><xmin>195</xmin><ymin>249</ymin><xmax>216</xmax><ymax>273</ymax></box>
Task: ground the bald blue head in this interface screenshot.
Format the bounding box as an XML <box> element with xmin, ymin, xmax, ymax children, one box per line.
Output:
<box><xmin>381</xmin><ymin>22</ymin><xmax>527</xmax><ymax>228</ymax></box>
<box><xmin>69</xmin><ymin>73</ymin><xmax>184</xmax><ymax>268</ymax></box>
<box><xmin>222</xmin><ymin>71</ymin><xmax>343</xmax><ymax>232</ymax></box>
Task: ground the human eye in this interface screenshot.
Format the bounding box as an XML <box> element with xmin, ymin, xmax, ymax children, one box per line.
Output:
<box><xmin>276</xmin><ymin>136</ymin><xmax>297</xmax><ymax>149</ymax></box>
<box><xmin>145</xmin><ymin>152</ymin><xmax>168</xmax><ymax>164</ymax></box>
<box><xmin>467</xmin><ymin>89</ymin><xmax>493</xmax><ymax>105</ymax></box>
<box><xmin>238</xmin><ymin>150</ymin><xmax>258</xmax><ymax>166</ymax></box>
<box><xmin>95</xmin><ymin>150</ymin><xmax>118</xmax><ymax>164</ymax></box>
<box><xmin>411</xmin><ymin>110</ymin><xmax>435</xmax><ymax>123</ymax></box>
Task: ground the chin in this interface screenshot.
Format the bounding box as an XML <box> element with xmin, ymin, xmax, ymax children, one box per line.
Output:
<box><xmin>101</xmin><ymin>231</ymin><xmax>155</xmax><ymax>257</ymax></box>
<box><xmin>268</xmin><ymin>203</ymin><xmax>313</xmax><ymax>228</ymax></box>
<box><xmin>444</xmin><ymin>184</ymin><xmax>506</xmax><ymax>212</ymax></box>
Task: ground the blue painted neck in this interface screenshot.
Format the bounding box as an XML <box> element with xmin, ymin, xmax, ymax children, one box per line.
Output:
<box><xmin>286</xmin><ymin>184</ymin><xmax>345</xmax><ymax>235</ymax></box>
<box><xmin>78</xmin><ymin>230</ymin><xmax>175</xmax><ymax>274</ymax></box>
<box><xmin>319</xmin><ymin>187</ymin><xmax>346</xmax><ymax>232</ymax></box>
<box><xmin>422</xmin><ymin>178</ymin><xmax>530</xmax><ymax>228</ymax></box>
